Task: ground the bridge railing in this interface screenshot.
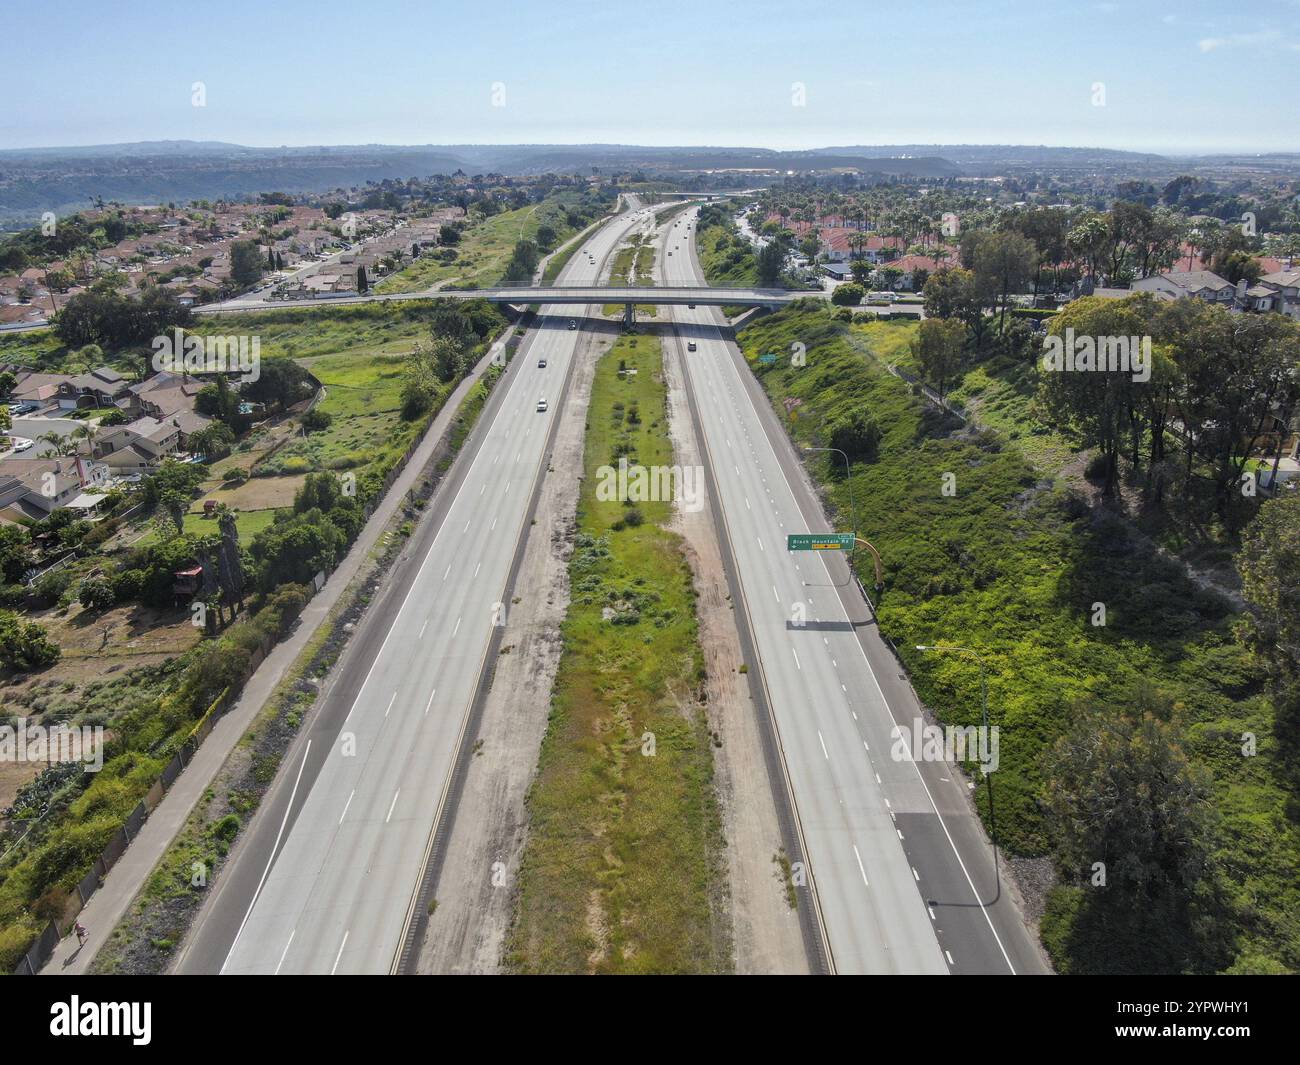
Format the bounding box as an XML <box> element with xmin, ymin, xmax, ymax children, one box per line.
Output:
<box><xmin>476</xmin><ymin>281</ymin><xmax>805</xmax><ymax>295</ymax></box>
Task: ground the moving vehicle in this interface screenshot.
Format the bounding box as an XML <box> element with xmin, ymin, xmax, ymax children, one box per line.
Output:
<box><xmin>538</xmin><ymin>357</ymin><xmax>547</xmax><ymax>368</ymax></box>
<box><xmin>568</xmin><ymin>319</ymin><xmax>577</xmax><ymax>329</ymax></box>
<box><xmin>536</xmin><ymin>397</ymin><xmax>548</xmax><ymax>412</ymax></box>
<box><xmin>687</xmin><ymin>341</ymin><xmax>697</xmax><ymax>352</ymax></box>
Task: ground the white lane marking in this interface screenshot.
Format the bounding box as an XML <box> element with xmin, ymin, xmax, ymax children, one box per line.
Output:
<box><xmin>443</xmin><ymin>565</ymin><xmax>451</xmax><ymax>581</ymax></box>
<box><xmin>474</xmin><ymin>562</ymin><xmax>481</xmax><ymax>578</ymax></box>
<box><xmin>418</xmin><ymin>619</ymin><xmax>428</xmax><ymax>639</ymax></box>
<box><xmin>453</xmin><ymin>616</ymin><xmax>462</xmax><ymax>637</ymax></box>
<box><xmin>331</xmin><ymin>931</ymin><xmax>349</xmax><ymax>975</ymax></box>
<box><xmin>384</xmin><ymin>691</ymin><xmax>397</xmax><ymax>718</ymax></box>
<box><xmin>929</xmin><ymin>906</ymin><xmax>937</xmax><ymax>921</ymax></box>
<box><xmin>946</xmin><ymin>950</ymin><xmax>955</xmax><ymax>966</ymax></box>
<box><xmin>772</xmin><ymin>585</ymin><xmax>780</xmax><ymax>603</ymax></box>
<box><xmin>817</xmin><ymin>730</ymin><xmax>829</xmax><ymax>760</ymax></box>
<box><xmin>792</xmin><ymin>648</ymin><xmax>801</xmax><ymax>671</ymax></box>
<box><xmin>491</xmin><ymin>517</ymin><xmax>498</xmax><ymax>531</ymax></box>
<box><xmin>463</xmin><ymin>520</ymin><xmax>471</xmax><ymax>532</ymax></box>
<box><xmin>745</xmin><ymin>497</ymin><xmax>750</xmax><ymax>510</ymax></box>
<box><xmin>757</xmin><ymin>536</ymin><xmax>765</xmax><ymax>552</ymax></box>
<box><xmin>422</xmin><ymin>688</ymin><xmax>438</xmax><ymax>716</ymax></box>
<box><xmin>479</xmin><ymin>484</ymin><xmax>485</xmax><ymax>496</ymax></box>
<box><xmin>338</xmin><ymin>789</ymin><xmax>355</xmax><ymax>825</ymax></box>
<box><xmin>222</xmin><ymin>740</ymin><xmax>312</xmax><ymax>973</ymax></box>
<box><xmin>385</xmin><ymin>789</ymin><xmax>401</xmax><ymax>824</ymax></box>
<box><xmin>853</xmin><ymin>845</ymin><xmax>870</xmax><ymax>888</ymax></box>
<box><xmin>275</xmin><ymin>929</ymin><xmax>295</xmax><ymax>975</ymax></box>
<box><xmin>765</xmin><ymin>387</ymin><xmax>1022</xmax><ymax>973</ymax></box>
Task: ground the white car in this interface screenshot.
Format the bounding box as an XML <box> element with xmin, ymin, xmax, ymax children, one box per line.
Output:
<box><xmin>536</xmin><ymin>398</ymin><xmax>548</xmax><ymax>412</ymax></box>
<box><xmin>10</xmin><ymin>437</ymin><xmax>34</xmax><ymax>452</ymax></box>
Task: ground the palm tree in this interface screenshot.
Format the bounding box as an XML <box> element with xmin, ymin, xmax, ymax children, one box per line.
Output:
<box><xmin>70</xmin><ymin>422</ymin><xmax>100</xmax><ymax>457</ymax></box>
<box><xmin>39</xmin><ymin>432</ymin><xmax>76</xmax><ymax>457</ymax></box>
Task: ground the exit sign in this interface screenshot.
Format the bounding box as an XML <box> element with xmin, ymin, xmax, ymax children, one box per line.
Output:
<box><xmin>787</xmin><ymin>533</ymin><xmax>856</xmax><ymax>552</ymax></box>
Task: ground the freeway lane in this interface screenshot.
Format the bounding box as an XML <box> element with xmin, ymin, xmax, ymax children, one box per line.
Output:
<box><xmin>663</xmin><ymin>209</ymin><xmax>1046</xmax><ymax>974</ymax></box>
<box><xmin>176</xmin><ymin>201</ymin><xmax>655</xmax><ymax>975</ymax></box>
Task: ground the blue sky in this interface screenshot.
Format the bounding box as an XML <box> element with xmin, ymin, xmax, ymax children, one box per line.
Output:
<box><xmin>5</xmin><ymin>0</ymin><xmax>1300</xmax><ymax>153</ymax></box>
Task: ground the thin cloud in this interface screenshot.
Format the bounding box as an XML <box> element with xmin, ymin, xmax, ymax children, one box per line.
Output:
<box><xmin>1197</xmin><ymin>30</ymin><xmax>1282</xmax><ymax>52</ymax></box>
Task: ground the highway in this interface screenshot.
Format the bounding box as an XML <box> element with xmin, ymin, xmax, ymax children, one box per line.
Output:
<box><xmin>661</xmin><ymin>208</ymin><xmax>1047</xmax><ymax>974</ymax></box>
<box><xmin>175</xmin><ymin>200</ymin><xmax>657</xmax><ymax>974</ymax></box>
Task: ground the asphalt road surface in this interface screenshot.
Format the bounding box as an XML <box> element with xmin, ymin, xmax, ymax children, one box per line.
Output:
<box><xmin>175</xmin><ymin>201</ymin><xmax>656</xmax><ymax>975</ymax></box>
<box><xmin>663</xmin><ymin>209</ymin><xmax>1046</xmax><ymax>975</ymax></box>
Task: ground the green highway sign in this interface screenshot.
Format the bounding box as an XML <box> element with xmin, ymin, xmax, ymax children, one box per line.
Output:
<box><xmin>787</xmin><ymin>533</ymin><xmax>856</xmax><ymax>552</ymax></box>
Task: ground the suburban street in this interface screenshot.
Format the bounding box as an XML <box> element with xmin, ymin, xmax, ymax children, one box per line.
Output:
<box><xmin>662</xmin><ymin>207</ymin><xmax>1047</xmax><ymax>974</ymax></box>
<box><xmin>173</xmin><ymin>201</ymin><xmax>654</xmax><ymax>974</ymax></box>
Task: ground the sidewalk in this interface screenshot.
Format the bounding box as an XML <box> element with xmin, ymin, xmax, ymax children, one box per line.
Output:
<box><xmin>40</xmin><ymin>331</ymin><xmax>514</xmax><ymax>975</ymax></box>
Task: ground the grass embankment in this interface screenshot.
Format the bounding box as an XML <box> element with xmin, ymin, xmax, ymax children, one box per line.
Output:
<box><xmin>378</xmin><ymin>195</ymin><xmax>601</xmax><ymax>294</ymax></box>
<box><xmin>696</xmin><ymin>222</ymin><xmax>758</xmax><ymax>287</ymax></box>
<box><xmin>132</xmin><ymin>303</ymin><xmax>497</xmax><ymax>546</ymax></box>
<box><xmin>848</xmin><ymin>317</ymin><xmax>1078</xmax><ymax>475</ymax></box>
<box><xmin>735</xmin><ymin>303</ymin><xmax>1295</xmax><ymax>975</ymax></box>
<box><xmin>507</xmin><ymin>333</ymin><xmax>728</xmax><ymax>974</ymax></box>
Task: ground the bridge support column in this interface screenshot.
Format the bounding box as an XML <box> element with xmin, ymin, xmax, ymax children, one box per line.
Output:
<box><xmin>623</xmin><ymin>302</ymin><xmax>635</xmax><ymax>329</ymax></box>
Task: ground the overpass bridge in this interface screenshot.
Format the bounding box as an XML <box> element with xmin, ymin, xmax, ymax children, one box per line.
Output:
<box><xmin>198</xmin><ymin>283</ymin><xmax>821</xmax><ymax>325</ymax></box>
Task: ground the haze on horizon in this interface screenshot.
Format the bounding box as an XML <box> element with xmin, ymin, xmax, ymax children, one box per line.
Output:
<box><xmin>6</xmin><ymin>0</ymin><xmax>1300</xmax><ymax>155</ymax></box>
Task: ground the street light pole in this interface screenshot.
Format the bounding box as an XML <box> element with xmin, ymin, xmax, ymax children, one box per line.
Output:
<box><xmin>914</xmin><ymin>643</ymin><xmax>999</xmax><ymax>891</ymax></box>
<box><xmin>804</xmin><ymin>445</ymin><xmax>856</xmax><ymax>554</ymax></box>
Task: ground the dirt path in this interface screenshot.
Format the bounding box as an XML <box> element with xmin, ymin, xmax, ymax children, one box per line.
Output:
<box><xmin>414</xmin><ymin>325</ymin><xmax>606</xmax><ymax>973</ymax></box>
<box><xmin>660</xmin><ymin>335</ymin><xmax>810</xmax><ymax>974</ymax></box>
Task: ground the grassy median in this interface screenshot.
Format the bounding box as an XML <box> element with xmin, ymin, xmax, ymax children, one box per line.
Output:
<box><xmin>507</xmin><ymin>333</ymin><xmax>729</xmax><ymax>974</ymax></box>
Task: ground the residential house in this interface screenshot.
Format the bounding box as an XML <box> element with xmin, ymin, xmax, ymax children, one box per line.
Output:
<box><xmin>1131</xmin><ymin>269</ymin><xmax>1237</xmax><ymax>305</ymax></box>
<box><xmin>877</xmin><ymin>254</ymin><xmax>947</xmax><ymax>292</ymax></box>
<box><xmin>0</xmin><ymin>456</ymin><xmax>105</xmax><ymax>519</ymax></box>
<box><xmin>92</xmin><ymin>416</ymin><xmax>182</xmax><ymax>474</ymax></box>
<box><xmin>1255</xmin><ymin>270</ymin><xmax>1300</xmax><ymax>319</ymax></box>
<box><xmin>9</xmin><ymin>372</ymin><xmax>68</xmax><ymax>409</ymax></box>
<box><xmin>56</xmin><ymin>366</ymin><xmax>130</xmax><ymax>410</ymax></box>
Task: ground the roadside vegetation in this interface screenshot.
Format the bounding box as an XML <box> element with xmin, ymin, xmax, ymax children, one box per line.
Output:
<box><xmin>377</xmin><ymin>189</ymin><xmax>614</xmax><ymax>293</ymax></box>
<box><xmin>88</xmin><ymin>341</ymin><xmax>511</xmax><ymax>973</ymax></box>
<box><xmin>734</xmin><ymin>300</ymin><xmax>1298</xmax><ymax>975</ymax></box>
<box><xmin>507</xmin><ymin>333</ymin><xmax>729</xmax><ymax>974</ymax></box>
<box><xmin>0</xmin><ymin>299</ymin><xmax>504</xmax><ymax>970</ymax></box>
